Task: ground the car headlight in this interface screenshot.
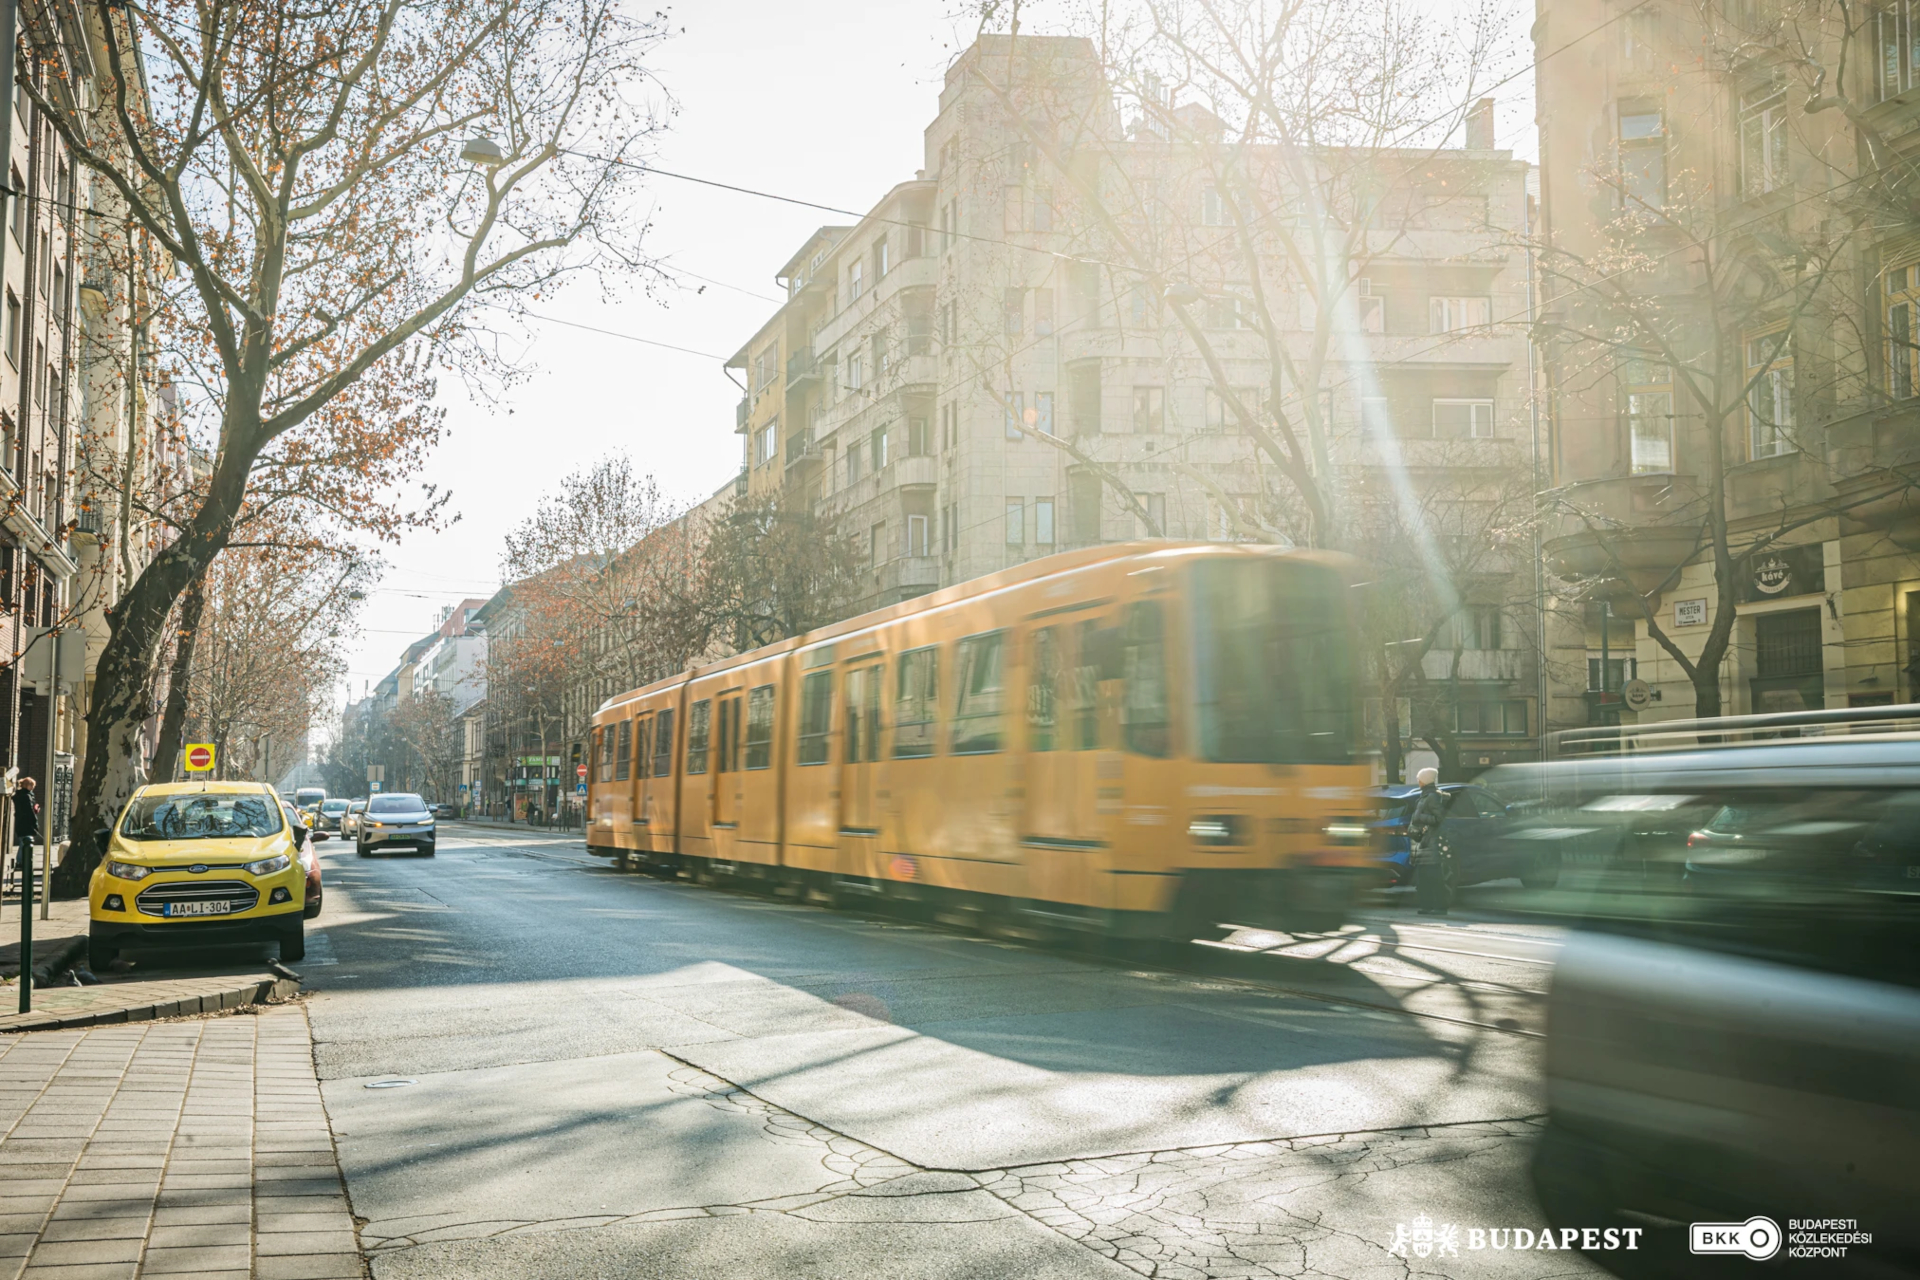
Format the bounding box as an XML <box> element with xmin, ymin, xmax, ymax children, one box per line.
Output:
<box><xmin>105</xmin><ymin>859</ymin><xmax>153</xmax><ymax>881</ymax></box>
<box><xmin>244</xmin><ymin>854</ymin><xmax>293</xmax><ymax>877</ymax></box>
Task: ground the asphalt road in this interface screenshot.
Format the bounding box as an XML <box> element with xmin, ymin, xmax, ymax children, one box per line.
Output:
<box><xmin>299</xmin><ymin>825</ymin><xmax>1601</xmax><ymax>1280</ymax></box>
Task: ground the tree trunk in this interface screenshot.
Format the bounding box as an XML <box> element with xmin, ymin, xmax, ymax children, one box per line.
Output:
<box><xmin>149</xmin><ymin>572</ymin><xmax>206</xmax><ymax>786</ymax></box>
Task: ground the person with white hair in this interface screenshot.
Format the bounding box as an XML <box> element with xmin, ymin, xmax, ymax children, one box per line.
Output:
<box><xmin>1405</xmin><ymin>767</ymin><xmax>1454</xmax><ymax>916</ymax></box>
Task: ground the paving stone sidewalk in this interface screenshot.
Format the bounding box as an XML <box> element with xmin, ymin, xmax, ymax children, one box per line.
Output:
<box><xmin>0</xmin><ymin>1005</ymin><xmax>365</xmax><ymax>1280</ymax></box>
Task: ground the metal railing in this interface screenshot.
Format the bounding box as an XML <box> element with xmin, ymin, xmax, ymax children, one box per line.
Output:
<box><xmin>1547</xmin><ymin>702</ymin><xmax>1920</xmax><ymax>759</ymax></box>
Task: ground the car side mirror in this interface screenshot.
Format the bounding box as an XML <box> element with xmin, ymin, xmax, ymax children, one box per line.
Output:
<box><xmin>93</xmin><ymin>827</ymin><xmax>112</xmax><ymax>852</ymax></box>
<box><xmin>293</xmin><ymin>826</ymin><xmax>309</xmax><ymax>849</ymax></box>
<box><xmin>311</xmin><ymin>830</ymin><xmax>330</xmax><ymax>843</ymax></box>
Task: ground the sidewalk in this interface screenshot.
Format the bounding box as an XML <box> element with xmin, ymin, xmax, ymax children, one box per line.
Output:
<box><xmin>0</xmin><ymin>901</ymin><xmax>89</xmax><ymax>982</ymax></box>
<box><xmin>0</xmin><ymin>1004</ymin><xmax>363</xmax><ymax>1280</ymax></box>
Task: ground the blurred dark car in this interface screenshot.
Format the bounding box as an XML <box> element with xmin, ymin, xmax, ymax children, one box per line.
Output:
<box><xmin>1527</xmin><ymin>734</ymin><xmax>1920</xmax><ymax>1276</ymax></box>
<box><xmin>1370</xmin><ymin>782</ymin><xmax>1560</xmax><ymax>893</ymax></box>
<box><xmin>430</xmin><ymin>802</ymin><xmax>457</xmax><ymax>821</ymax></box>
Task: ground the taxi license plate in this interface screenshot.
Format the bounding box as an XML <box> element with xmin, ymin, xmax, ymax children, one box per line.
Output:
<box><xmin>165</xmin><ymin>900</ymin><xmax>232</xmax><ymax>917</ymax></box>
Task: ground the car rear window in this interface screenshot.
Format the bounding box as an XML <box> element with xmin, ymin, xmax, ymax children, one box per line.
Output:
<box><xmin>368</xmin><ymin>794</ymin><xmax>426</xmax><ymax>815</ymax></box>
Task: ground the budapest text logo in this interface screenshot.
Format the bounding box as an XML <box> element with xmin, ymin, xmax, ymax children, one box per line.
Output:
<box><xmin>1691</xmin><ymin>1216</ymin><xmax>1781</xmax><ymax>1261</ymax></box>
<box><xmin>1386</xmin><ymin>1214</ymin><xmax>1642</xmax><ymax>1259</ymax></box>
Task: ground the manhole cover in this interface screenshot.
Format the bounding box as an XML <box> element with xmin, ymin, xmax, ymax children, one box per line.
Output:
<box><xmin>364</xmin><ymin>1079</ymin><xmax>416</xmax><ymax>1089</ymax></box>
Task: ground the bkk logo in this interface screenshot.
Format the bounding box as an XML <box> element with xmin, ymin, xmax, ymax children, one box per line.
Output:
<box><xmin>1386</xmin><ymin>1215</ymin><xmax>1642</xmax><ymax>1259</ymax></box>
<box><xmin>1691</xmin><ymin>1217</ymin><xmax>1782</xmax><ymax>1261</ymax></box>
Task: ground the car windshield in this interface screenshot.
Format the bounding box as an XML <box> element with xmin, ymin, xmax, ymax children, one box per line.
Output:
<box><xmin>368</xmin><ymin>794</ymin><xmax>426</xmax><ymax>815</ymax></box>
<box><xmin>121</xmin><ymin>792</ymin><xmax>284</xmax><ymax>841</ymax></box>
<box><xmin>1191</xmin><ymin>559</ymin><xmax>1354</xmax><ymax>764</ymax></box>
<box><xmin>321</xmin><ymin>800</ymin><xmax>349</xmax><ymax>814</ymax></box>
<box><xmin>349</xmin><ymin>801</ymin><xmax>366</xmax><ymax>812</ymax></box>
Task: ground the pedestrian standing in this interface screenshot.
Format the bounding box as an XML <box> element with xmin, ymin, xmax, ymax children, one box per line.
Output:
<box><xmin>1406</xmin><ymin>768</ymin><xmax>1453</xmax><ymax>917</ymax></box>
<box><xmin>11</xmin><ymin>777</ymin><xmax>39</xmax><ymax>897</ymax></box>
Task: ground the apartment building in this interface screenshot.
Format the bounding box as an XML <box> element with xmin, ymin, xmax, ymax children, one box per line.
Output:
<box><xmin>1</xmin><ymin>3</ymin><xmax>173</xmax><ymax>842</ymax></box>
<box><xmin>1535</xmin><ymin>0</ymin><xmax>1920</xmax><ymax>725</ymax></box>
<box><xmin>723</xmin><ymin>34</ymin><xmax>1543</xmax><ymax>771</ymax></box>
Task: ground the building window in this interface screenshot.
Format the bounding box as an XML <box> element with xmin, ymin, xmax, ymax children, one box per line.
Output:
<box><xmin>1358</xmin><ymin>282</ymin><xmax>1385</xmax><ymax>333</ymax></box>
<box><xmin>1881</xmin><ymin>2</ymin><xmax>1917</xmax><ymax>101</ymax></box>
<box><xmin>1132</xmin><ymin>386</ymin><xmax>1164</xmax><ymax>433</ymax></box>
<box><xmin>1201</xmin><ymin>186</ymin><xmax>1228</xmax><ymax>226</ymax></box>
<box><xmin>1447</xmin><ymin>605</ymin><xmax>1504</xmax><ymax>650</ymax></box>
<box><xmin>1034</xmin><ymin>287</ymin><xmax>1054</xmax><ymax>336</ymax></box>
<box><xmin>848</xmin><ymin>258</ymin><xmax>864</xmax><ymax>301</ymax></box>
<box><xmin>1623</xmin><ymin>356</ymin><xmax>1674</xmax><ymax>472</ymax></box>
<box><xmin>869</xmin><ymin>520</ymin><xmax>886</xmax><ymax>565</ymax></box>
<box><xmin>876</xmin><ymin>237</ymin><xmax>891</xmax><ymax>278</ymax></box>
<box><xmin>1454</xmin><ymin>700</ymin><xmax>1529</xmax><ymax>736</ymax></box>
<box><xmin>1031</xmin><ymin>187</ymin><xmax>1053</xmax><ymax>233</ymax></box>
<box><xmin>1205</xmin><ymin>386</ymin><xmax>1263</xmax><ymax>432</ymax></box>
<box><xmin>1140</xmin><ymin>492</ymin><xmax>1166</xmax><ymax>537</ymax></box>
<box><xmin>943</xmin><ymin>199</ymin><xmax>957</xmax><ymax>252</ymax></box>
<box><xmin>1618</xmin><ymin>103</ymin><xmax>1666</xmax><ymax>210</ymax></box>
<box><xmin>7</xmin><ymin>168</ymin><xmax>20</xmax><ymax>244</ymax></box>
<box><xmin>1070</xmin><ymin>364</ymin><xmax>1101</xmax><ymax>436</ymax></box>
<box><xmin>1888</xmin><ymin>267</ymin><xmax>1920</xmax><ymax>399</ymax></box>
<box><xmin>1740</xmin><ymin>85</ymin><xmax>1788</xmax><ymax>196</ymax></box>
<box><xmin>907</xmin><ymin>513</ymin><xmax>929</xmax><ymax>556</ymax></box>
<box><xmin>1361</xmin><ymin>397</ymin><xmax>1392</xmax><ymax>440</ymax></box>
<box><xmin>1205</xmin><ymin>293</ymin><xmax>1246</xmax><ymax>329</ymax></box>
<box><xmin>845</xmin><ymin>351</ymin><xmax>864</xmax><ymax>391</ymax></box>
<box><xmin>1429</xmin><ymin>296</ymin><xmax>1492</xmax><ymax>333</ymax></box>
<box><xmin>908</xmin><ymin>415</ymin><xmax>930</xmax><ymax>455</ymax></box>
<box><xmin>871</xmin><ymin>426</ymin><xmax>889</xmax><ymax>471</ymax></box>
<box><xmin>1035</xmin><ymin>498</ymin><xmax>1055</xmax><ymax>544</ymax></box>
<box><xmin>1746</xmin><ymin>331</ymin><xmax>1794</xmax><ymax>458</ymax></box>
<box><xmin>1005</xmin><ymin>392</ymin><xmax>1025</xmax><ymax>440</ymax></box>
<box><xmin>1432</xmin><ymin>398</ymin><xmax>1495</xmax><ymax>439</ymax></box>
<box><xmin>1003</xmin><ymin>287</ymin><xmax>1024</xmax><ymax>335</ymax></box>
<box><xmin>1006</xmin><ymin>499</ymin><xmax>1024</xmax><ymax>545</ymax></box>
<box><xmin>754</xmin><ymin>421</ymin><xmax>778</xmax><ymax>467</ymax></box>
<box><xmin>1033</xmin><ymin>390</ymin><xmax>1053</xmax><ymax>436</ymax></box>
<box><xmin>846</xmin><ymin>439</ymin><xmax>863</xmax><ymax>485</ymax></box>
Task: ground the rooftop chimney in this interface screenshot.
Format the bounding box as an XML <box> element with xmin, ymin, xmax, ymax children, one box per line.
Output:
<box><xmin>1465</xmin><ymin>98</ymin><xmax>1495</xmax><ymax>151</ymax></box>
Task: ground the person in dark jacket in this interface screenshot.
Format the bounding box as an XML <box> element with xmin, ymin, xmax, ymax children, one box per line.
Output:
<box><xmin>1406</xmin><ymin>768</ymin><xmax>1453</xmax><ymax>916</ymax></box>
<box><xmin>10</xmin><ymin>777</ymin><xmax>39</xmax><ymax>895</ymax></box>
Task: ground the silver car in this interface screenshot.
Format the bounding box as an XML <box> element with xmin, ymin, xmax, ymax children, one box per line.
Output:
<box><xmin>355</xmin><ymin>793</ymin><xmax>436</xmax><ymax>857</ymax></box>
<box><xmin>339</xmin><ymin>799</ymin><xmax>368</xmax><ymax>840</ymax></box>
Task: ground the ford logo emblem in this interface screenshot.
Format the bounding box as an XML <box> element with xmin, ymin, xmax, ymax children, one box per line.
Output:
<box><xmin>189</xmin><ymin>864</ymin><xmax>209</xmax><ymax>874</ymax></box>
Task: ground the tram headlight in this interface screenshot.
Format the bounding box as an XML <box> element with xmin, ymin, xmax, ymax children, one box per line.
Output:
<box><xmin>1322</xmin><ymin>819</ymin><xmax>1370</xmax><ymax>846</ymax></box>
<box><xmin>1189</xmin><ymin>814</ymin><xmax>1249</xmax><ymax>847</ymax></box>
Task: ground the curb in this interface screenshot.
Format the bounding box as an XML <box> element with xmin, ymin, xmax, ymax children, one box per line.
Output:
<box><xmin>0</xmin><ymin>974</ymin><xmax>300</xmax><ymax>1034</ymax></box>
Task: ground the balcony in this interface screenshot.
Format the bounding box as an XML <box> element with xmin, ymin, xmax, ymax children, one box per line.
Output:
<box><xmin>1420</xmin><ymin>648</ymin><xmax>1530</xmax><ymax>683</ymax></box>
<box><xmin>735</xmin><ymin>396</ymin><xmax>750</xmax><ymax>431</ymax></box>
<box><xmin>887</xmin><ymin>453</ymin><xmax>939</xmax><ymax>490</ymax></box>
<box><xmin>785</xmin><ymin>431</ymin><xmax>821</xmax><ymax>471</ymax></box>
<box><xmin>787</xmin><ymin>347</ymin><xmax>822</xmax><ymax>388</ymax></box>
<box><xmin>1541</xmin><ymin>473</ymin><xmax>1706</xmax><ymax>596</ymax></box>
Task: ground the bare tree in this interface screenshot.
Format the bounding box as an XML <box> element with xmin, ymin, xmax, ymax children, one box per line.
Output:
<box><xmin>50</xmin><ymin>0</ymin><xmax>671</xmax><ymax>896</ymax></box>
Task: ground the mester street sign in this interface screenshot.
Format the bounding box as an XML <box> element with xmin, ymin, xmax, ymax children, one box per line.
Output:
<box><xmin>184</xmin><ymin>743</ymin><xmax>215</xmax><ymax>772</ymax></box>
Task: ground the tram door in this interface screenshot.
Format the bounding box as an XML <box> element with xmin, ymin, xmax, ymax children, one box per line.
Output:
<box><xmin>840</xmin><ymin>662</ymin><xmax>883</xmax><ymax>847</ymax></box>
<box><xmin>713</xmin><ymin>693</ymin><xmax>744</xmax><ymax>834</ymax></box>
<box><xmin>1024</xmin><ymin>621</ymin><xmax>1107</xmax><ymax>907</ymax></box>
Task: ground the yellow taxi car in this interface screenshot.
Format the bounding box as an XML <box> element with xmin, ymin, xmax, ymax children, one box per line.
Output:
<box><xmin>88</xmin><ymin>780</ymin><xmax>308</xmax><ymax>971</ymax></box>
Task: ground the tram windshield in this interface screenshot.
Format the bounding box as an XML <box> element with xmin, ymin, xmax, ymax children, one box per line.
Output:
<box><xmin>1190</xmin><ymin>559</ymin><xmax>1353</xmax><ymax>764</ymax></box>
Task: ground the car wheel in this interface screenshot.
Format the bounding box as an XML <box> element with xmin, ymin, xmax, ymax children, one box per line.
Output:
<box><xmin>356</xmin><ymin>841</ymin><xmax>368</xmax><ymax>857</ymax></box>
<box><xmin>88</xmin><ymin>933</ymin><xmax>117</xmax><ymax>972</ymax></box>
<box><xmin>304</xmin><ymin>891</ymin><xmax>322</xmax><ymax>920</ymax></box>
<box><xmin>279</xmin><ymin>921</ymin><xmax>306</xmax><ymax>963</ymax></box>
<box><xmin>418</xmin><ymin>841</ymin><xmax>435</xmax><ymax>857</ymax></box>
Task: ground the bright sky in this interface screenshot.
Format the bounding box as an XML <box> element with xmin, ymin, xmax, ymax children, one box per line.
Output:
<box><xmin>336</xmin><ymin>0</ymin><xmax>1538</xmax><ymax>711</ymax></box>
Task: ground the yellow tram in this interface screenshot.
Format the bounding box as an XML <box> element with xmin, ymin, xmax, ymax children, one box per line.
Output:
<box><xmin>586</xmin><ymin>542</ymin><xmax>1375</xmax><ymax>939</ymax></box>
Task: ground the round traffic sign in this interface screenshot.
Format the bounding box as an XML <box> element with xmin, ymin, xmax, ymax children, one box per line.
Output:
<box><xmin>185</xmin><ymin>744</ymin><xmax>215</xmax><ymax>771</ymax></box>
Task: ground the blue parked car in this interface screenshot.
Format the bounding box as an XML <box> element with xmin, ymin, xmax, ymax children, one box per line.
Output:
<box><xmin>1370</xmin><ymin>783</ymin><xmax>1560</xmax><ymax>896</ymax></box>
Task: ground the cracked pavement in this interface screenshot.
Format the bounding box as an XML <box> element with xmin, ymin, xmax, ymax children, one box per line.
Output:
<box><xmin>300</xmin><ymin>827</ymin><xmax>1601</xmax><ymax>1279</ymax></box>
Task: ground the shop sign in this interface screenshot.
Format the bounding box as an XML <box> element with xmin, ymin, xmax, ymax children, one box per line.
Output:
<box><xmin>1738</xmin><ymin>545</ymin><xmax>1825</xmax><ymax>604</ymax></box>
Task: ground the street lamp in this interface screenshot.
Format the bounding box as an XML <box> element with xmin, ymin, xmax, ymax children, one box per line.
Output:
<box><xmin>460</xmin><ymin>136</ymin><xmax>506</xmax><ymax>167</ymax></box>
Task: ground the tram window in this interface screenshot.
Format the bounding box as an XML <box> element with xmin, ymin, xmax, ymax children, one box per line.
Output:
<box><xmin>653</xmin><ymin>709</ymin><xmax>675</xmax><ymax>778</ymax></box>
<box><xmin>953</xmin><ymin>631</ymin><xmax>1008</xmax><ymax>754</ymax></box>
<box><xmin>716</xmin><ymin>699</ymin><xmax>736</xmax><ymax>774</ymax></box>
<box><xmin>614</xmin><ymin>719</ymin><xmax>633</xmax><ymax>782</ymax></box>
<box><xmin>1193</xmin><ymin>560</ymin><xmax>1354</xmax><ymax>764</ymax></box>
<box><xmin>686</xmin><ymin>700</ymin><xmax>711</xmax><ymax>774</ymax></box>
<box><xmin>1122</xmin><ymin>603</ymin><xmax>1172</xmax><ymax>757</ymax></box>
<box><xmin>894</xmin><ymin>647</ymin><xmax>939</xmax><ymax>758</ymax></box>
<box><xmin>746</xmin><ymin>686</ymin><xmax>776</xmax><ymax>770</ymax></box>
<box><xmin>798</xmin><ymin>671</ymin><xmax>833</xmax><ymax>765</ymax></box>
<box><xmin>846</xmin><ymin>665</ymin><xmax>883</xmax><ymax>763</ymax></box>
<box><xmin>1071</xmin><ymin>621</ymin><xmax>1101</xmax><ymax>750</ymax></box>
<box><xmin>595</xmin><ymin>727</ymin><xmax>613</xmax><ymax>784</ymax></box>
<box><xmin>1028</xmin><ymin>627</ymin><xmax>1061</xmax><ymax>751</ymax></box>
